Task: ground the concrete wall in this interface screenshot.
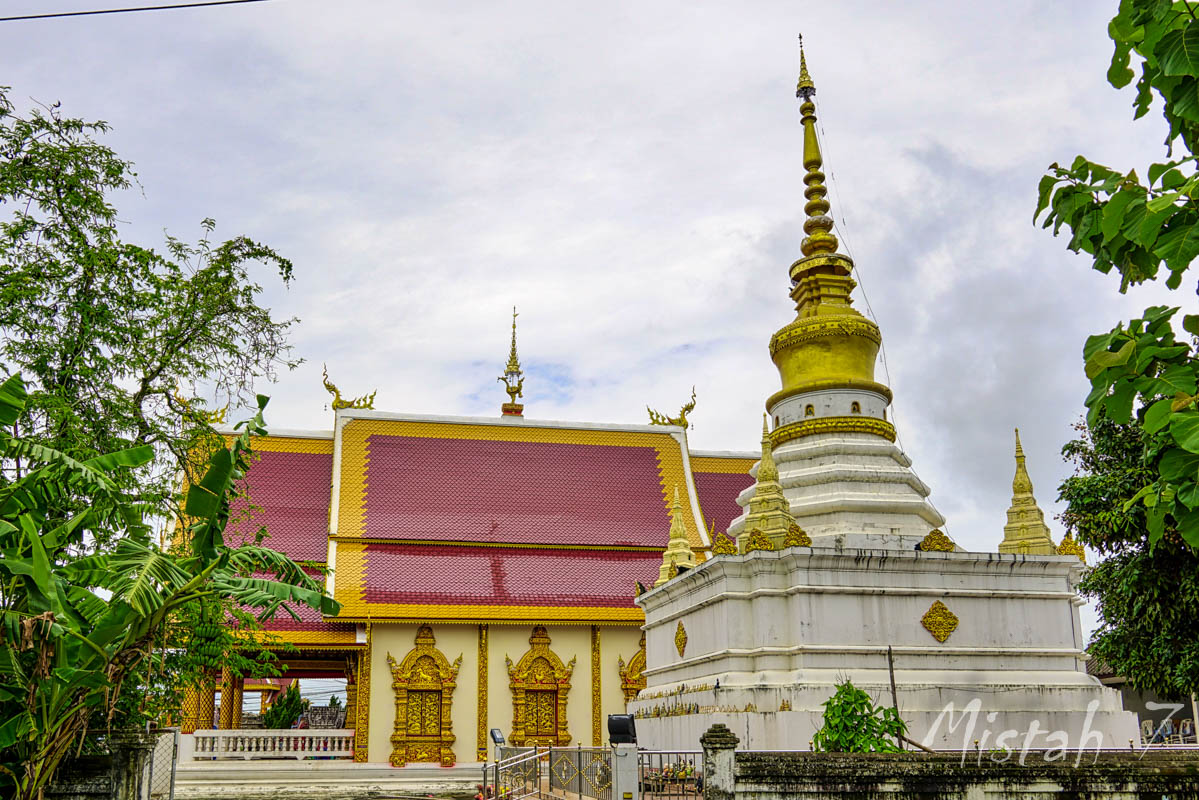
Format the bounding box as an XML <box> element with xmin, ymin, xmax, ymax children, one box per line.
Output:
<box><xmin>706</xmin><ymin>749</ymin><xmax>1199</xmax><ymax>800</ymax></box>
<box><xmin>367</xmin><ymin>622</ymin><xmax>642</xmax><ymax>764</ymax></box>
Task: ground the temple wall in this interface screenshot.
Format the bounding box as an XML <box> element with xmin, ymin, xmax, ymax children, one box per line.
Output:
<box><xmin>366</xmin><ymin>622</ymin><xmax>644</xmax><ymax>764</ymax></box>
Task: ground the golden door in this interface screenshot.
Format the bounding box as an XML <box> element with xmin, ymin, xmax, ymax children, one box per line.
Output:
<box><xmin>526</xmin><ymin>690</ymin><xmax>557</xmax><ymax>740</ymax></box>
<box><xmin>405</xmin><ymin>690</ymin><xmax>442</xmax><ymax>761</ymax></box>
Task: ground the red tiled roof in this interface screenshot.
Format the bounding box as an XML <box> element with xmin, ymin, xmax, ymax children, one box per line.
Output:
<box><xmin>361</xmin><ymin>436</ymin><xmax>670</xmax><ymax>547</ymax></box>
<box><xmin>694</xmin><ymin>471</ymin><xmax>753</xmax><ymax>535</ymax></box>
<box><xmin>229</xmin><ymin>450</ymin><xmax>332</xmax><ymax>562</ymax></box>
<box><xmin>250</xmin><ymin>567</ymin><xmax>355</xmax><ymax>643</ymax></box>
<box><xmin>359</xmin><ymin>542</ymin><xmax>660</xmax><ymax>609</ymax></box>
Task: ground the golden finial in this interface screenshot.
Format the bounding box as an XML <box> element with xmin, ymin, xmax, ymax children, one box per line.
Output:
<box><xmin>654</xmin><ymin>485</ymin><xmax>697</xmax><ymax>587</ymax></box>
<box><xmin>795</xmin><ymin>36</ymin><xmax>838</xmax><ymax>258</ymax></box>
<box><xmin>648</xmin><ymin>386</ymin><xmax>697</xmax><ymax>429</ymax></box>
<box><xmin>998</xmin><ymin>427</ymin><xmax>1056</xmax><ymax>556</ymax></box>
<box><xmin>1012</xmin><ymin>428</ymin><xmax>1032</xmax><ymax>495</ymax></box>
<box><xmin>498</xmin><ymin>307</ymin><xmax>525</xmax><ymax>416</ymax></box>
<box><xmin>321</xmin><ymin>364</ymin><xmax>376</xmax><ymax>411</ymax></box>
<box><xmin>758</xmin><ymin>414</ymin><xmax>779</xmax><ymax>483</ymax></box>
<box><xmin>796</xmin><ymin>34</ymin><xmax>815</xmax><ymax>100</ymax></box>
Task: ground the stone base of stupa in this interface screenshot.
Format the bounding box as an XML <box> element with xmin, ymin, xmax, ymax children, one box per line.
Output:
<box><xmin>629</xmin><ymin>536</ymin><xmax>1138</xmax><ymax>751</ymax></box>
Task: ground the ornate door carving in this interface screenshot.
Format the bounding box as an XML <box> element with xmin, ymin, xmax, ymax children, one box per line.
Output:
<box><xmin>387</xmin><ymin>626</ymin><xmax>462</xmax><ymax>766</ymax></box>
<box><xmin>506</xmin><ymin>626</ymin><xmax>575</xmax><ymax>747</ymax></box>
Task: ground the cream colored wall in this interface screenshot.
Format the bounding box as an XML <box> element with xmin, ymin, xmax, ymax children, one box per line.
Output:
<box><xmin>368</xmin><ymin>622</ymin><xmax>645</xmax><ymax>764</ymax></box>
<box><xmin>602</xmin><ymin>625</ymin><xmax>644</xmax><ymax>720</ymax></box>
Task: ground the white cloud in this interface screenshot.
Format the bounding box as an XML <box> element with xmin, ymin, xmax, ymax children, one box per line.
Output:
<box><xmin>3</xmin><ymin>0</ymin><xmax>1187</xmax><ymax>637</ymax></box>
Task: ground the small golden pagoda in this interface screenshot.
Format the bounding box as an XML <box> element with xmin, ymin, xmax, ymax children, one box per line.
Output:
<box><xmin>655</xmin><ymin>486</ymin><xmax>698</xmax><ymax>587</ymax></box>
<box><xmin>734</xmin><ymin>415</ymin><xmax>796</xmax><ymax>551</ymax></box>
<box><xmin>998</xmin><ymin>428</ymin><xmax>1056</xmax><ymax>555</ymax></box>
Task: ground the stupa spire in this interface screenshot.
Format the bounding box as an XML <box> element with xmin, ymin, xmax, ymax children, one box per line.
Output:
<box><xmin>998</xmin><ymin>428</ymin><xmax>1056</xmax><ymax>555</ymax></box>
<box><xmin>655</xmin><ymin>485</ymin><xmax>697</xmax><ymax>587</ymax></box>
<box><xmin>796</xmin><ymin>36</ymin><xmax>838</xmax><ymax>259</ymax></box>
<box><xmin>498</xmin><ymin>307</ymin><xmax>525</xmax><ymax>417</ymax></box>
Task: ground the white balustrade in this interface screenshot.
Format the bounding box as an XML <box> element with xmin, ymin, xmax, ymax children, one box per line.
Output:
<box><xmin>191</xmin><ymin>729</ymin><xmax>354</xmax><ymax>760</ymax></box>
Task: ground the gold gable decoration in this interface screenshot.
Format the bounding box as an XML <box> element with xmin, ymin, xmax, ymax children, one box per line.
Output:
<box><xmin>618</xmin><ymin>634</ymin><xmax>647</xmax><ymax>703</ymax></box>
<box><xmin>921</xmin><ymin>601</ymin><xmax>959</xmax><ymax>643</ymax></box>
<box><xmin>919</xmin><ymin>529</ymin><xmax>955</xmax><ymax>552</ymax></box>
<box><xmin>386</xmin><ymin>625</ymin><xmax>462</xmax><ymax>767</ymax></box>
<box><xmin>506</xmin><ymin>626</ymin><xmax>575</xmax><ymax>747</ymax></box>
<box><xmin>743</xmin><ymin>528</ymin><xmax>775</xmax><ymax>554</ymax></box>
<box><xmin>1057</xmin><ymin>533</ymin><xmax>1086</xmax><ymax>564</ymax></box>
<box><xmin>711</xmin><ymin>532</ymin><xmax>737</xmax><ymax>556</ymax></box>
<box><xmin>782</xmin><ymin>523</ymin><xmax>811</xmax><ymax>548</ymax></box>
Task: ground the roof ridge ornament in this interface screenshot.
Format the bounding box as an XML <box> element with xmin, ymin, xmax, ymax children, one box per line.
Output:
<box><xmin>648</xmin><ymin>386</ymin><xmax>697</xmax><ymax>429</ymax></box>
<box><xmin>499</xmin><ymin>306</ymin><xmax>525</xmax><ymax>417</ymax></box>
<box><xmin>322</xmin><ymin>364</ymin><xmax>376</xmax><ymax>411</ymax></box>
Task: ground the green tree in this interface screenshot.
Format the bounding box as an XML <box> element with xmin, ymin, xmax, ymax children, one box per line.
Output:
<box><xmin>0</xmin><ymin>88</ymin><xmax>310</xmax><ymax>736</ymax></box>
<box><xmin>811</xmin><ymin>680</ymin><xmax>907</xmax><ymax>753</ymax></box>
<box><xmin>1035</xmin><ymin>2</ymin><xmax>1199</xmax><ymax>549</ymax></box>
<box><xmin>262</xmin><ymin>683</ymin><xmax>307</xmax><ymax>730</ymax></box>
<box><xmin>1058</xmin><ymin>417</ymin><xmax>1199</xmax><ymax>698</ymax></box>
<box><xmin>1035</xmin><ymin>0</ymin><xmax>1199</xmax><ymax>698</ymax></box>
<box><xmin>0</xmin><ymin>378</ymin><xmax>339</xmax><ymax>800</ymax></box>
<box><xmin>0</xmin><ymin>87</ymin><xmax>298</xmax><ymax>512</ymax></box>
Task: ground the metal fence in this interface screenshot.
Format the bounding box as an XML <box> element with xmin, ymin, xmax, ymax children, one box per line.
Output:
<box><xmin>637</xmin><ymin>750</ymin><xmax>701</xmax><ymax>800</ymax></box>
<box><xmin>548</xmin><ymin>746</ymin><xmax>611</xmax><ymax>800</ymax></box>
<box><xmin>141</xmin><ymin>730</ymin><xmax>178</xmax><ymax>800</ymax></box>
<box><xmin>485</xmin><ymin>746</ymin><xmax>543</xmax><ymax>800</ymax></box>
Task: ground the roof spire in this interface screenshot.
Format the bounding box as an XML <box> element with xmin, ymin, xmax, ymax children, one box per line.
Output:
<box><xmin>498</xmin><ymin>307</ymin><xmax>525</xmax><ymax>417</ymax></box>
<box><xmin>796</xmin><ymin>35</ymin><xmax>837</xmax><ymax>258</ymax></box>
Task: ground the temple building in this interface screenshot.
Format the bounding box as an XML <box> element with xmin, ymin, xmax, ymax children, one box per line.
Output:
<box><xmin>181</xmin><ymin>312</ymin><xmax>758</xmax><ymax>765</ymax></box>
<box><xmin>182</xmin><ymin>49</ymin><xmax>1135</xmax><ymax>760</ymax></box>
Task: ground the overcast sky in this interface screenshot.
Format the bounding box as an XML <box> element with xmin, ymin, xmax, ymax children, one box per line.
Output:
<box><xmin>3</xmin><ymin>2</ymin><xmax>1186</xmax><ymax>620</ymax></box>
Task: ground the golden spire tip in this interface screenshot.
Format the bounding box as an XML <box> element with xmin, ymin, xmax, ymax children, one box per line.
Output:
<box><xmin>797</xmin><ymin>34</ymin><xmax>815</xmax><ymax>100</ymax></box>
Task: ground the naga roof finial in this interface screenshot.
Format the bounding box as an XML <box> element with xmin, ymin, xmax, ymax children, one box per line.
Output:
<box><xmin>322</xmin><ymin>363</ymin><xmax>376</xmax><ymax>411</ymax></box>
<box><xmin>648</xmin><ymin>386</ymin><xmax>697</xmax><ymax>429</ymax></box>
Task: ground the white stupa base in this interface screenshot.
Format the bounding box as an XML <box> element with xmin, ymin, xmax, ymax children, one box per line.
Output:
<box><xmin>630</xmin><ymin>542</ymin><xmax>1138</xmax><ymax>751</ymax></box>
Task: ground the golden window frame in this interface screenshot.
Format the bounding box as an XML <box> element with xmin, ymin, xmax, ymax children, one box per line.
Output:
<box><xmin>386</xmin><ymin>625</ymin><xmax>463</xmax><ymax>766</ymax></box>
<box><xmin>506</xmin><ymin>625</ymin><xmax>576</xmax><ymax>747</ymax></box>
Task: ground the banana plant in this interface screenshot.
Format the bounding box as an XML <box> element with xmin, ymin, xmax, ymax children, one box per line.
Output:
<box><xmin>0</xmin><ymin>374</ymin><xmax>340</xmax><ymax>800</ymax></box>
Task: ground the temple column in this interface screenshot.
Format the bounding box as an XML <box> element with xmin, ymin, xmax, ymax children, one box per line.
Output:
<box><xmin>195</xmin><ymin>677</ymin><xmax>216</xmax><ymax>731</ymax></box>
<box><xmin>230</xmin><ymin>677</ymin><xmax>244</xmax><ymax>729</ymax></box>
<box><xmin>218</xmin><ymin>668</ymin><xmax>237</xmax><ymax>729</ymax></box>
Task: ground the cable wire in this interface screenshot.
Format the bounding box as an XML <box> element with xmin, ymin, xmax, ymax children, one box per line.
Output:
<box><xmin>0</xmin><ymin>0</ymin><xmax>271</xmax><ymax>22</ymax></box>
<box><xmin>813</xmin><ymin>116</ymin><xmax>951</xmax><ymax>534</ymax></box>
